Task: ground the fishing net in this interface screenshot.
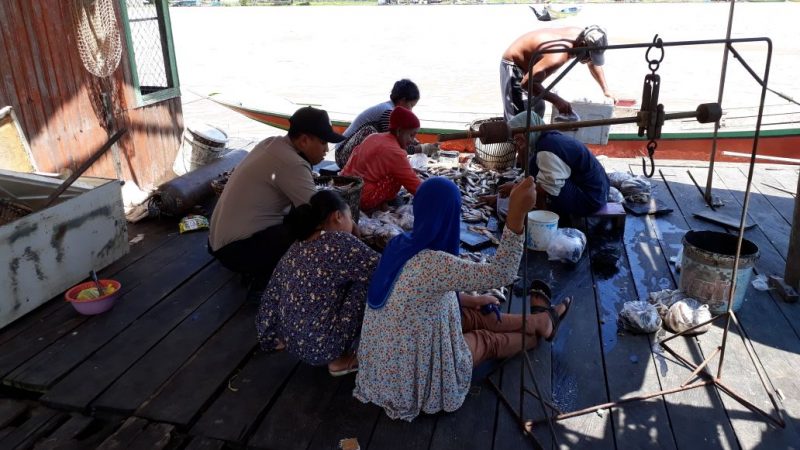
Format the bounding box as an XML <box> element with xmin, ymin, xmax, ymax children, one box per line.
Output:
<box><xmin>72</xmin><ymin>0</ymin><xmax>122</xmax><ymax>78</ymax></box>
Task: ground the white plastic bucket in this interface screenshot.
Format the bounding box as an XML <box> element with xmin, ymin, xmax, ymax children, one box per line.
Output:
<box><xmin>526</xmin><ymin>210</ymin><xmax>559</xmax><ymax>251</ymax></box>
<box><xmin>173</xmin><ymin>125</ymin><xmax>228</xmax><ymax>176</ymax></box>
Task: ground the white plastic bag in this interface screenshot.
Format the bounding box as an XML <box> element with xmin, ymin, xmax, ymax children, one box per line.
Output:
<box><xmin>546</xmin><ymin>228</ymin><xmax>587</xmax><ymax>263</ymax></box>
<box><xmin>409</xmin><ymin>152</ymin><xmax>429</xmax><ymax>170</ymax></box>
<box><xmin>620</xmin><ymin>301</ymin><xmax>662</xmax><ymax>334</ymax></box>
<box><xmin>663</xmin><ymin>298</ymin><xmax>712</xmax><ymax>335</ymax></box>
<box><xmin>607</xmin><ymin>186</ymin><xmax>624</xmax><ymax>203</ymax></box>
<box><xmin>607</xmin><ymin>171</ymin><xmax>634</xmax><ymax>189</ymax></box>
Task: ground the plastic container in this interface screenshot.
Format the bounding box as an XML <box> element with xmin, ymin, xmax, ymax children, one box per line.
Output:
<box><xmin>64</xmin><ymin>279</ymin><xmax>122</xmax><ymax>315</ymax></box>
<box><xmin>550</xmin><ymin>101</ymin><xmax>613</xmax><ymax>145</ymax></box>
<box><xmin>679</xmin><ymin>230</ymin><xmax>759</xmax><ymax>314</ymax></box>
<box><xmin>439</xmin><ymin>150</ymin><xmax>460</xmax><ymax>169</ymax></box>
<box><xmin>526</xmin><ymin>210</ymin><xmax>559</xmax><ymax>251</ymax></box>
<box><xmin>173</xmin><ymin>124</ymin><xmax>229</xmax><ymax>175</ymax></box>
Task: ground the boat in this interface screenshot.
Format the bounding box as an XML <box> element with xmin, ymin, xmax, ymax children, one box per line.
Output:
<box><xmin>530</xmin><ymin>4</ymin><xmax>582</xmax><ymax>22</ymax></box>
<box><xmin>207</xmin><ymin>95</ymin><xmax>800</xmax><ymax>164</ymax></box>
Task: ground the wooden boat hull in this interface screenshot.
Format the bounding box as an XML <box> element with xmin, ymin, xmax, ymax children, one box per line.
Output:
<box><xmin>214</xmin><ymin>100</ymin><xmax>800</xmax><ymax>164</ymax></box>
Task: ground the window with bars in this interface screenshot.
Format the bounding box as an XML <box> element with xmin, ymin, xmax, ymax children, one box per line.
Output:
<box><xmin>118</xmin><ymin>0</ymin><xmax>180</xmax><ymax>106</ymax></box>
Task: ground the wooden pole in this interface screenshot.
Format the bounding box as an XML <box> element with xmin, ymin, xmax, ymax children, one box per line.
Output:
<box><xmin>785</xmin><ymin>173</ymin><xmax>800</xmax><ymax>290</ymax></box>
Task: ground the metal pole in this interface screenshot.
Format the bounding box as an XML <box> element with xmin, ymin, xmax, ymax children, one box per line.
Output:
<box><xmin>704</xmin><ymin>0</ymin><xmax>737</xmax><ymax>202</ymax></box>
<box><xmin>785</xmin><ymin>174</ymin><xmax>800</xmax><ymax>289</ymax></box>
<box><xmin>717</xmin><ymin>38</ymin><xmax>772</xmax><ymax>380</ymax></box>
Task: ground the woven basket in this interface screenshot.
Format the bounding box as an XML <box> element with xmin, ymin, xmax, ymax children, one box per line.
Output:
<box><xmin>314</xmin><ymin>175</ymin><xmax>364</xmax><ymax>222</ymax></box>
<box><xmin>471</xmin><ymin>117</ymin><xmax>517</xmax><ymax>171</ymax></box>
<box><xmin>0</xmin><ymin>198</ymin><xmax>33</xmax><ymax>226</ymax></box>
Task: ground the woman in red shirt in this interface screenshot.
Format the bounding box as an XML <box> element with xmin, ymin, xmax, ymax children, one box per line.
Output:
<box><xmin>341</xmin><ymin>106</ymin><xmax>423</xmax><ymax>211</ymax></box>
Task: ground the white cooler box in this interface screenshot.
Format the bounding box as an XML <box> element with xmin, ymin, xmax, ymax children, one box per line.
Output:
<box><xmin>550</xmin><ymin>101</ymin><xmax>614</xmax><ymax>145</ymax></box>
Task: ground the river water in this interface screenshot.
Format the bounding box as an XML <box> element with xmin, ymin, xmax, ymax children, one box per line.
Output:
<box><xmin>171</xmin><ymin>2</ymin><xmax>800</xmax><ymax>139</ymax></box>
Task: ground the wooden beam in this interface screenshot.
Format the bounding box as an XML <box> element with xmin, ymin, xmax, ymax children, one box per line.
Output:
<box><xmin>785</xmin><ymin>174</ymin><xmax>800</xmax><ymax>290</ymax></box>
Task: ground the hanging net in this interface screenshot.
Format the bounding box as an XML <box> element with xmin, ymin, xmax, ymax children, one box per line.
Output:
<box><xmin>71</xmin><ymin>0</ymin><xmax>122</xmax><ymax>78</ymax></box>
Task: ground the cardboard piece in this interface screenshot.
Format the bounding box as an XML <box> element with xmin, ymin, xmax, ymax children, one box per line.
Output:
<box><xmin>623</xmin><ymin>198</ymin><xmax>674</xmax><ymax>216</ymax></box>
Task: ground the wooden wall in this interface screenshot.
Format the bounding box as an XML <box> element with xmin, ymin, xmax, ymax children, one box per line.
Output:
<box><xmin>0</xmin><ymin>0</ymin><xmax>183</xmax><ymax>190</ymax></box>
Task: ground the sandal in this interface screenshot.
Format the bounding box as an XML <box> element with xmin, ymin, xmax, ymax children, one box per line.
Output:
<box><xmin>328</xmin><ymin>354</ymin><xmax>359</xmax><ymax>377</ymax></box>
<box><xmin>531</xmin><ymin>297</ymin><xmax>573</xmax><ymax>342</ymax></box>
<box><xmin>528</xmin><ymin>279</ymin><xmax>552</xmax><ymax>309</ymax></box>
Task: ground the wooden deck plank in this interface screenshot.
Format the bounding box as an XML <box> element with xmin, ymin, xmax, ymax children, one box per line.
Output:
<box><xmin>427</xmin><ymin>384</ymin><xmax>498</xmax><ymax>450</ymax></box>
<box><xmin>135</xmin><ymin>303</ymin><xmax>258</xmax><ymax>427</ymax></box>
<box><xmin>492</xmin><ymin>253</ymin><xmax>554</xmax><ymax>450</ymax></box>
<box><xmin>0</xmin><ymin>301</ymin><xmax>90</xmax><ymax>379</ymax></box>
<box><xmin>621</xmin><ymin>166</ymin><xmax>739</xmax><ymax>449</ymax></box>
<box><xmin>126</xmin><ymin>422</ymin><xmax>175</xmax><ymax>450</ymax></box>
<box><xmin>713</xmin><ymin>166</ymin><xmax>790</xmax><ymax>257</ymax></box>
<box><xmin>306</xmin><ymin>375</ymin><xmax>382</xmax><ymax>450</ymax></box>
<box><xmin>658</xmin><ymin>166</ymin><xmax>800</xmax><ymax>448</ymax></box>
<box><xmin>0</xmin><ymin>406</ymin><xmax>63</xmax><ymax>450</ymax></box>
<box><xmin>0</xmin><ymin>220</ymin><xmax>174</xmax><ymax>350</ymax></box>
<box><xmin>41</xmin><ymin>262</ymin><xmax>234</xmax><ymax>411</ymax></box>
<box><xmin>93</xmin><ymin>279</ymin><xmax>247</xmax><ymax>415</ymax></box>
<box><xmin>98</xmin><ymin>219</ymin><xmax>179</xmax><ymax>280</ymax></box>
<box><xmin>752</xmin><ymin>167</ymin><xmax>796</xmax><ymax>225</ymax></box>
<box><xmin>191</xmin><ymin>350</ymin><xmax>299</xmax><ymax>444</ymax></box>
<box><xmin>246</xmin><ymin>364</ymin><xmax>342</xmax><ymax>450</ymax></box>
<box><xmin>0</xmin><ymin>226</ymin><xmax>196</xmax><ymax>381</ymax></box>
<box><xmin>96</xmin><ymin>417</ymin><xmax>148</xmax><ymax>450</ymax></box>
<box><xmin>3</xmin><ymin>231</ymin><xmax>213</xmax><ymax>392</ymax></box>
<box><xmin>686</xmin><ymin>167</ymin><xmax>800</xmax><ymax>338</ymax></box>
<box><xmin>748</xmin><ymin>167</ymin><xmax>795</xmax><ymax>226</ymax></box>
<box><xmin>183</xmin><ymin>436</ymin><xmax>226</xmax><ymax>450</ymax></box>
<box><xmin>688</xmin><ymin>167</ymin><xmax>786</xmax><ymax>277</ymax></box>
<box><xmin>366</xmin><ymin>413</ymin><xmax>437</xmax><ymax>450</ymax></box>
<box><xmin>32</xmin><ymin>413</ymin><xmax>96</xmax><ymax>450</ymax></box>
<box><xmin>526</xmin><ymin>249</ymin><xmax>614</xmax><ymax>449</ymax></box>
<box><xmin>0</xmin><ymin>399</ymin><xmax>27</xmax><ymax>428</ymax></box>
<box><xmin>585</xmin><ymin>211</ymin><xmax>677</xmax><ymax>449</ymax></box>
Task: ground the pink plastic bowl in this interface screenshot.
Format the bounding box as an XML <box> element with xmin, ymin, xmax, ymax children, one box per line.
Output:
<box><xmin>64</xmin><ymin>280</ymin><xmax>122</xmax><ymax>315</ymax></box>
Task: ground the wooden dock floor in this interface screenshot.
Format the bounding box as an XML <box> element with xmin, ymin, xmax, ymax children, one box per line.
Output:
<box><xmin>0</xmin><ymin>160</ymin><xmax>798</xmax><ymax>450</ymax></box>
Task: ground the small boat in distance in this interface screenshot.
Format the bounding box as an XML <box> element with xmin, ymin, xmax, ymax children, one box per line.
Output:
<box><xmin>207</xmin><ymin>95</ymin><xmax>800</xmax><ymax>164</ymax></box>
<box><xmin>530</xmin><ymin>4</ymin><xmax>582</xmax><ymax>22</ymax></box>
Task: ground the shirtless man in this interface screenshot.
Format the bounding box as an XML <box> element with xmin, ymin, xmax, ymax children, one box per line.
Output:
<box><xmin>500</xmin><ymin>25</ymin><xmax>616</xmax><ymax>121</ymax></box>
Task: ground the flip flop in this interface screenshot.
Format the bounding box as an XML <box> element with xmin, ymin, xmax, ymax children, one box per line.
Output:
<box><xmin>530</xmin><ymin>297</ymin><xmax>573</xmax><ymax>342</ymax></box>
<box><xmin>528</xmin><ymin>279</ymin><xmax>552</xmax><ymax>311</ymax></box>
<box><xmin>328</xmin><ymin>355</ymin><xmax>359</xmax><ymax>377</ymax></box>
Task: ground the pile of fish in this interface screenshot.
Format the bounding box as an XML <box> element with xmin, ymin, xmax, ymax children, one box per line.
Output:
<box><xmin>357</xmin><ymin>159</ymin><xmax>521</xmax><ymax>249</ymax></box>
<box><xmin>419</xmin><ymin>162</ymin><xmax>522</xmax><ymax>225</ymax></box>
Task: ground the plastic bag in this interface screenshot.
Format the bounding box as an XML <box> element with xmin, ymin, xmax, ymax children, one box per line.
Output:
<box><xmin>751</xmin><ymin>274</ymin><xmax>770</xmax><ymax>291</ymax></box>
<box><xmin>410</xmin><ymin>152</ymin><xmax>429</xmax><ymax>170</ymax></box>
<box><xmin>663</xmin><ymin>298</ymin><xmax>712</xmax><ymax>335</ymax></box>
<box><xmin>648</xmin><ymin>288</ymin><xmax>688</xmax><ymax>308</ymax></box>
<box><xmin>619</xmin><ymin>301</ymin><xmax>662</xmax><ymax>334</ymax></box>
<box><xmin>179</xmin><ymin>215</ymin><xmax>209</xmax><ymax>234</ymax></box>
<box><xmin>546</xmin><ymin>228</ymin><xmax>587</xmax><ymax>263</ymax></box>
<box><xmin>620</xmin><ymin>177</ymin><xmax>652</xmax><ymax>203</ymax></box>
<box><xmin>607</xmin><ymin>171</ymin><xmax>634</xmax><ymax>189</ymax></box>
<box><xmin>607</xmin><ymin>186</ymin><xmax>624</xmax><ymax>203</ymax></box>
<box><xmin>670</xmin><ymin>245</ymin><xmax>684</xmax><ymax>272</ymax></box>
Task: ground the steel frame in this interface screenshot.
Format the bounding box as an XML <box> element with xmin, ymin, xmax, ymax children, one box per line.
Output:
<box><xmin>487</xmin><ymin>29</ymin><xmax>787</xmax><ymax>449</ymax></box>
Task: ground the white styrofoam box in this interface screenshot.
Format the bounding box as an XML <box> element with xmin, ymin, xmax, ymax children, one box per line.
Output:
<box><xmin>550</xmin><ymin>101</ymin><xmax>614</xmax><ymax>145</ymax></box>
<box><xmin>1</xmin><ymin>170</ymin><xmax>129</xmax><ymax>330</ymax></box>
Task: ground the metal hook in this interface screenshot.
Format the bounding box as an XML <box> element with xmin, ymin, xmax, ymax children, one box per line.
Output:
<box><xmin>642</xmin><ymin>154</ymin><xmax>655</xmax><ymax>178</ymax></box>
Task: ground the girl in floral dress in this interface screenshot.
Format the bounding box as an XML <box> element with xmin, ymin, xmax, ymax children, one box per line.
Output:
<box><xmin>354</xmin><ymin>177</ymin><xmax>570</xmax><ymax>421</ymax></box>
<box><xmin>256</xmin><ymin>190</ymin><xmax>379</xmax><ymax>376</ymax></box>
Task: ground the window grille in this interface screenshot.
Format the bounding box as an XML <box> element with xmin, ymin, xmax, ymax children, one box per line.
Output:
<box><xmin>119</xmin><ymin>0</ymin><xmax>180</xmax><ymax>106</ymax></box>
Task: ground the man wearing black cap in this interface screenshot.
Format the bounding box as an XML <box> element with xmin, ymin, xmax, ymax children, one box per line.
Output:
<box><xmin>501</xmin><ymin>25</ymin><xmax>616</xmax><ymax>121</ymax></box>
<box><xmin>209</xmin><ymin>106</ymin><xmax>345</xmax><ymax>299</ymax></box>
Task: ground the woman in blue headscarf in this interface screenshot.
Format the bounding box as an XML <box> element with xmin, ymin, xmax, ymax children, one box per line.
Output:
<box><xmin>354</xmin><ymin>176</ymin><xmax>571</xmax><ymax>421</ymax></box>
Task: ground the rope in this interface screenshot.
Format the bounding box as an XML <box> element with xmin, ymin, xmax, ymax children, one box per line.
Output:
<box><xmin>71</xmin><ymin>0</ymin><xmax>122</xmax><ymax>78</ymax></box>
